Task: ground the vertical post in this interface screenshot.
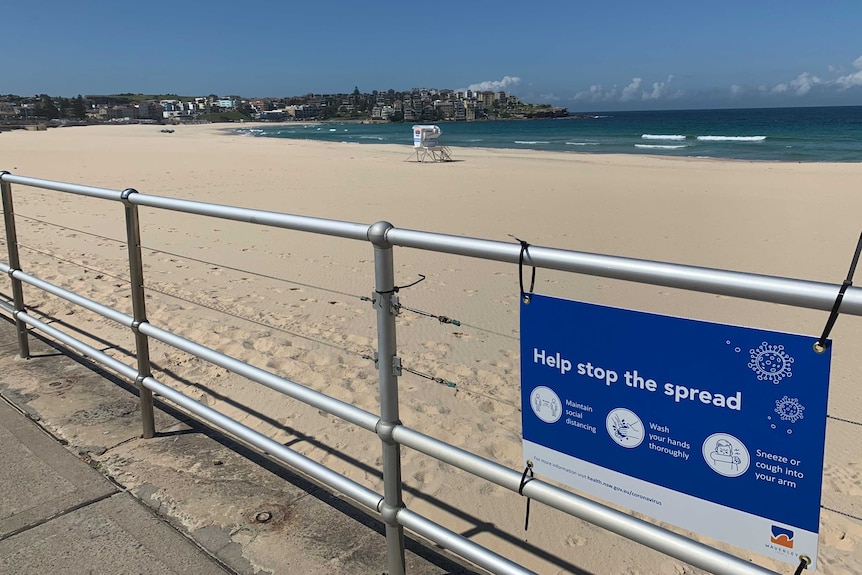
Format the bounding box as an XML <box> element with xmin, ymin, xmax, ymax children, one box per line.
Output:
<box><xmin>368</xmin><ymin>221</ymin><xmax>406</xmax><ymax>575</ymax></box>
<box><xmin>121</xmin><ymin>189</ymin><xmax>155</xmax><ymax>439</ymax></box>
<box><xmin>1</xmin><ymin>172</ymin><xmax>30</xmax><ymax>358</ymax></box>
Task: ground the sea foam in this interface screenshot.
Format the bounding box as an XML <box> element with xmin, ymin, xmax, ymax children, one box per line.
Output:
<box><xmin>635</xmin><ymin>144</ymin><xmax>688</xmax><ymax>149</ymax></box>
<box><xmin>566</xmin><ymin>141</ymin><xmax>599</xmax><ymax>146</ymax></box>
<box><xmin>696</xmin><ymin>135</ymin><xmax>766</xmax><ymax>142</ymax></box>
<box><xmin>514</xmin><ymin>140</ymin><xmax>550</xmax><ymax>144</ymax></box>
<box><xmin>642</xmin><ymin>134</ymin><xmax>686</xmax><ymax>140</ymax></box>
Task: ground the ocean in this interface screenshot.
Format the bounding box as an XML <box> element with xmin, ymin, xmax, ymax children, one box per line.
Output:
<box><xmin>236</xmin><ymin>106</ymin><xmax>862</xmax><ymax>163</ymax></box>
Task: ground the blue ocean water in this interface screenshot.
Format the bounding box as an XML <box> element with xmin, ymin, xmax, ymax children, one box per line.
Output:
<box><xmin>237</xmin><ymin>106</ymin><xmax>862</xmax><ymax>162</ymax></box>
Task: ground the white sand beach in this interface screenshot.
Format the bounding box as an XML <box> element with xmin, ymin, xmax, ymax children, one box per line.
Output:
<box><xmin>2</xmin><ymin>123</ymin><xmax>862</xmax><ymax>574</ymax></box>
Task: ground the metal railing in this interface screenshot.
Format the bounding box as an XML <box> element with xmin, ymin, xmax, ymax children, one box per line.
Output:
<box><xmin>3</xmin><ymin>170</ymin><xmax>852</xmax><ymax>575</ymax></box>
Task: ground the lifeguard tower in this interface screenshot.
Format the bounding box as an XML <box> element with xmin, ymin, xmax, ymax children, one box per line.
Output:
<box><xmin>405</xmin><ymin>125</ymin><xmax>452</xmax><ymax>163</ymax></box>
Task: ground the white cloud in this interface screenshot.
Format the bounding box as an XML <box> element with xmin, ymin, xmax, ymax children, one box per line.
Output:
<box><xmin>620</xmin><ymin>78</ymin><xmax>643</xmax><ymax>101</ymax></box>
<box><xmin>573</xmin><ymin>75</ymin><xmax>681</xmax><ymax>103</ymax></box>
<box><xmin>645</xmin><ymin>75</ymin><xmax>676</xmax><ymax>100</ymax></box>
<box><xmin>789</xmin><ymin>72</ymin><xmax>821</xmax><ymax>96</ymax></box>
<box><xmin>573</xmin><ymin>84</ymin><xmax>618</xmax><ymax>102</ymax></box>
<box><xmin>538</xmin><ymin>93</ymin><xmax>560</xmax><ymax>102</ymax></box>
<box><xmin>730</xmin><ymin>84</ymin><xmax>744</xmax><ymax>97</ymax></box>
<box><xmin>763</xmin><ymin>55</ymin><xmax>862</xmax><ymax>96</ymax></box>
<box><xmin>835</xmin><ymin>55</ymin><xmax>862</xmax><ymax>89</ymax></box>
<box><xmin>466</xmin><ymin>76</ymin><xmax>521</xmax><ymax>92</ymax></box>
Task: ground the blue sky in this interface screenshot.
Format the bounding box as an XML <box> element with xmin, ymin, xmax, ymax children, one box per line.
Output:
<box><xmin>3</xmin><ymin>1</ymin><xmax>861</xmax><ymax>111</ymax></box>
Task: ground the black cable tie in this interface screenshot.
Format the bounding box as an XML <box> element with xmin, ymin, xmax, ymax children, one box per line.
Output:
<box><xmin>509</xmin><ymin>235</ymin><xmax>536</xmax><ymax>304</ymax></box>
<box><xmin>377</xmin><ymin>274</ymin><xmax>426</xmax><ymax>295</ymax></box>
<box><xmin>519</xmin><ymin>461</ymin><xmax>534</xmax><ymax>531</ymax></box>
<box><xmin>815</xmin><ymin>231</ymin><xmax>862</xmax><ymax>353</ymax></box>
<box><xmin>793</xmin><ymin>555</ymin><xmax>811</xmax><ymax>575</ymax></box>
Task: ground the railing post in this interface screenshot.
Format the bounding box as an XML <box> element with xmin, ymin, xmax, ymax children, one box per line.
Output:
<box><xmin>1</xmin><ymin>172</ymin><xmax>30</xmax><ymax>358</ymax></box>
<box><xmin>368</xmin><ymin>221</ymin><xmax>406</xmax><ymax>575</ymax></box>
<box><xmin>121</xmin><ymin>189</ymin><xmax>155</xmax><ymax>439</ymax></box>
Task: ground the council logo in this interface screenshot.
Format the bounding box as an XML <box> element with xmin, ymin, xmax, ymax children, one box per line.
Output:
<box><xmin>770</xmin><ymin>525</ymin><xmax>794</xmax><ymax>549</ymax></box>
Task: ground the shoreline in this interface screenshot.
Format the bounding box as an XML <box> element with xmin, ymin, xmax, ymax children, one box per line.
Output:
<box><xmin>215</xmin><ymin>121</ymin><xmax>854</xmax><ymax>166</ymax></box>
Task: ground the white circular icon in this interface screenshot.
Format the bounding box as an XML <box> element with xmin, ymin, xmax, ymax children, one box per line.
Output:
<box><xmin>702</xmin><ymin>433</ymin><xmax>750</xmax><ymax>477</ymax></box>
<box><xmin>529</xmin><ymin>386</ymin><xmax>562</xmax><ymax>423</ymax></box>
<box><xmin>606</xmin><ymin>408</ymin><xmax>643</xmax><ymax>448</ymax></box>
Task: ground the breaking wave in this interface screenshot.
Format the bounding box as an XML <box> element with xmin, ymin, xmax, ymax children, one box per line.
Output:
<box><xmin>566</xmin><ymin>141</ymin><xmax>600</xmax><ymax>146</ymax></box>
<box><xmin>696</xmin><ymin>135</ymin><xmax>767</xmax><ymax>142</ymax></box>
<box><xmin>635</xmin><ymin>144</ymin><xmax>688</xmax><ymax>149</ymax></box>
<box><xmin>642</xmin><ymin>134</ymin><xmax>686</xmax><ymax>140</ymax></box>
<box><xmin>514</xmin><ymin>140</ymin><xmax>550</xmax><ymax>144</ymax></box>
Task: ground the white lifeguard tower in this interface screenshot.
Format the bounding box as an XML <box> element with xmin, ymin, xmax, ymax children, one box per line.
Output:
<box><xmin>405</xmin><ymin>125</ymin><xmax>452</xmax><ymax>163</ymax></box>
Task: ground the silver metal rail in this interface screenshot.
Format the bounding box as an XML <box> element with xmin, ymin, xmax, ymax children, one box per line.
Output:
<box><xmin>0</xmin><ymin>290</ymin><xmax>535</xmax><ymax>575</ymax></box>
<box><xmin>2</xmin><ymin>171</ymin><xmax>837</xmax><ymax>575</ymax></box>
<box><xmin>385</xmin><ymin>227</ymin><xmax>861</xmax><ymax>314</ymax></box>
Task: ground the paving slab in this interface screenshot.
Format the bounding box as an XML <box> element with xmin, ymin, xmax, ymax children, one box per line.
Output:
<box><xmin>0</xmin><ymin>492</ymin><xmax>229</xmax><ymax>575</ymax></box>
<box><xmin>0</xmin><ymin>398</ymin><xmax>116</xmax><ymax>538</ymax></box>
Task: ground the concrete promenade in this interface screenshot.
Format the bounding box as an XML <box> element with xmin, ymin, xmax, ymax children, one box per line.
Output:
<box><xmin>0</xmin><ymin>315</ymin><xmax>477</xmax><ymax>575</ymax></box>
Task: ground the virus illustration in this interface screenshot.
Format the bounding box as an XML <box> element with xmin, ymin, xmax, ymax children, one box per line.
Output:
<box><xmin>775</xmin><ymin>396</ymin><xmax>805</xmax><ymax>424</ymax></box>
<box><xmin>748</xmin><ymin>342</ymin><xmax>794</xmax><ymax>384</ymax></box>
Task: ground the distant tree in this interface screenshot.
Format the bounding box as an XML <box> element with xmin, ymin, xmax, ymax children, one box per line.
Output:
<box><xmin>72</xmin><ymin>95</ymin><xmax>86</xmax><ymax>119</ymax></box>
<box><xmin>353</xmin><ymin>86</ymin><xmax>360</xmax><ymax>96</ymax></box>
<box><xmin>58</xmin><ymin>97</ymin><xmax>70</xmax><ymax>118</ymax></box>
<box><xmin>389</xmin><ymin>111</ymin><xmax>404</xmax><ymax>123</ymax></box>
<box><xmin>34</xmin><ymin>94</ymin><xmax>60</xmax><ymax>119</ymax></box>
<box><xmin>322</xmin><ymin>105</ymin><xmax>339</xmax><ymax>120</ymax></box>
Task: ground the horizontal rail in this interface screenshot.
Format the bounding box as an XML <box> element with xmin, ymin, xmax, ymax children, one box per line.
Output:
<box><xmin>9</xmin><ymin>308</ymin><xmax>140</xmax><ymax>382</ymax></box>
<box><xmin>392</xmin><ymin>425</ymin><xmax>779</xmax><ymax>575</ymax></box>
<box><xmin>4</xmin><ymin>305</ymin><xmax>384</xmax><ymax>512</ymax></box>
<box><xmin>385</xmin><ymin>227</ymin><xmax>862</xmax><ymax>316</ymax></box>
<box><xmin>0</xmin><ymin>262</ymin><xmax>380</xmax><ymax>432</ymax></box>
<box><xmin>127</xmin><ymin>194</ymin><xmax>371</xmax><ymax>241</ymax></box>
<box><xmin>0</xmin><ymin>174</ymin><xmax>123</xmax><ymax>201</ymax></box>
<box><xmin>137</xmin><ymin>322</ymin><xmax>381</xmax><ymax>432</ymax></box>
<box><xmin>1</xmin><ymin>303</ymin><xmax>539</xmax><ymax>575</ymax></box>
<box><xmin>0</xmin><ymin>262</ymin><xmax>134</xmax><ymax>327</ymax></box>
<box><xmin>4</xmin><ymin>172</ymin><xmax>859</xmax><ymax>315</ymax></box>
<box><xmin>396</xmin><ymin>509</ymin><xmax>535</xmax><ymax>575</ymax></box>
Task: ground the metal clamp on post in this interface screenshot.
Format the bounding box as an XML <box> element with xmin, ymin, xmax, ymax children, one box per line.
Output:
<box><xmin>366</xmin><ymin>292</ymin><xmax>402</xmax><ymax>316</ymax></box>
<box><xmin>814</xmin><ymin>231</ymin><xmax>862</xmax><ymax>353</ymax></box>
<box><xmin>792</xmin><ymin>555</ymin><xmax>811</xmax><ymax>575</ymax></box>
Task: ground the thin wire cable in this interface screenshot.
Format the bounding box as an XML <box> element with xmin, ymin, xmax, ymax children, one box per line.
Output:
<box><xmin>827</xmin><ymin>414</ymin><xmax>862</xmax><ymax>427</ymax></box>
<box><xmin>821</xmin><ymin>504</ymin><xmax>862</xmax><ymax>523</ymax></box>
<box><xmin>18</xmin><ymin>243</ymin><xmax>129</xmax><ymax>283</ymax></box>
<box><xmin>10</xmin><ymin>212</ymin><xmax>366</xmax><ymax>300</ymax></box>
<box><xmin>3</xmin><ymin>245</ymin><xmax>524</xmax><ymax>408</ymax></box>
<box><xmin>6</xmin><ymin>213</ymin><xmax>513</xmax><ymax>339</ymax></box>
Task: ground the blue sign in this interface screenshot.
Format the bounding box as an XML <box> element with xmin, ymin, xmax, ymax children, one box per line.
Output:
<box><xmin>521</xmin><ymin>294</ymin><xmax>830</xmax><ymax>567</ymax></box>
